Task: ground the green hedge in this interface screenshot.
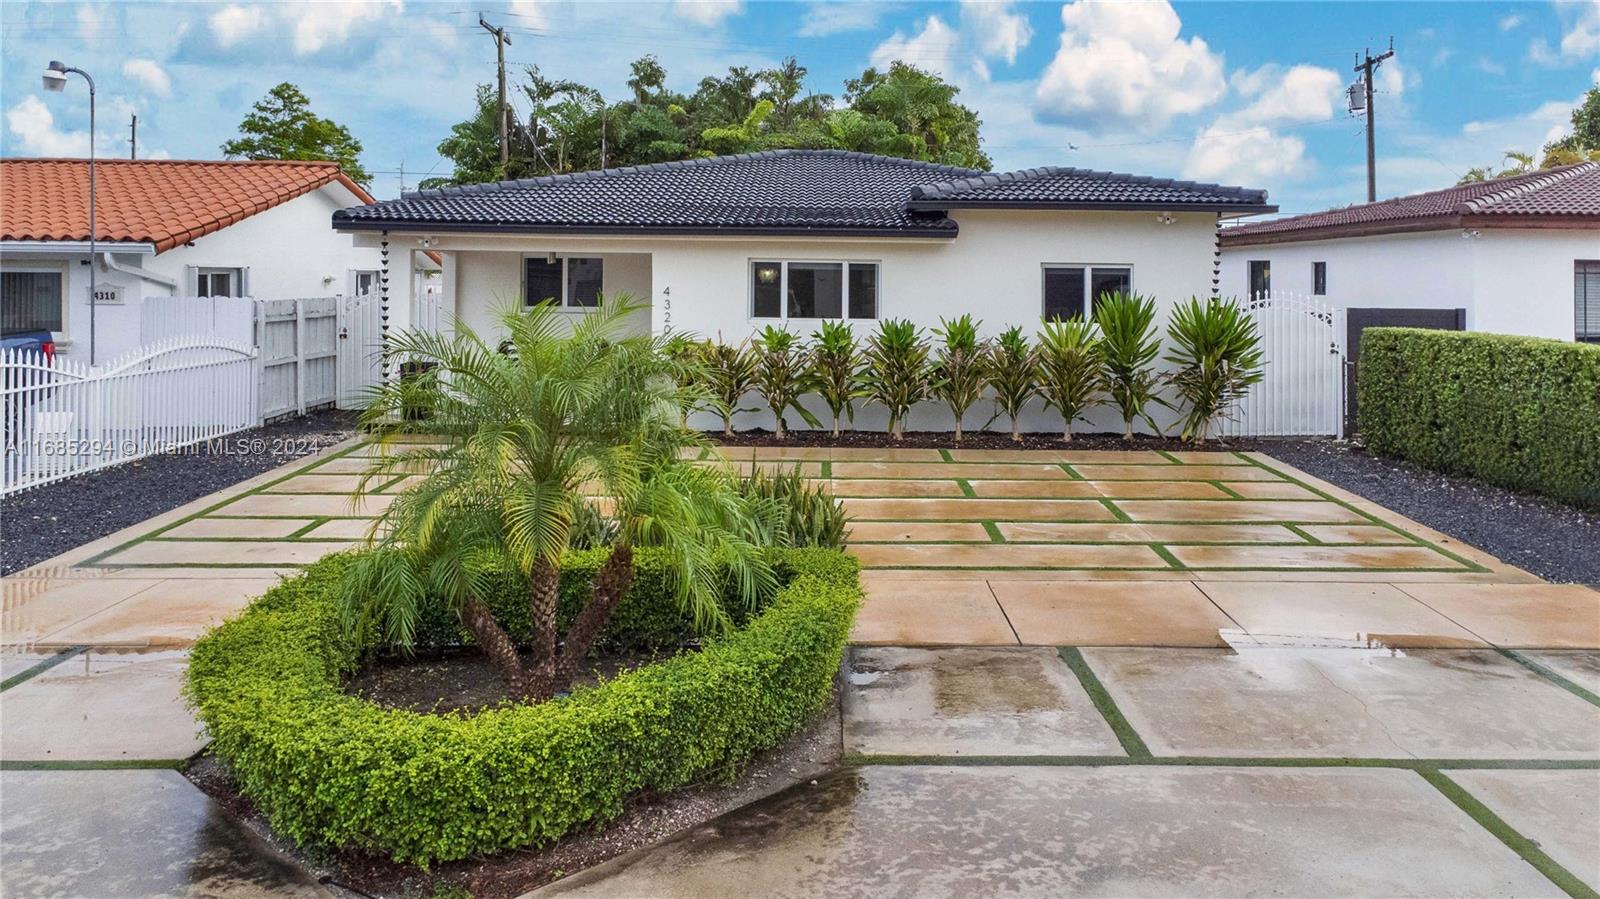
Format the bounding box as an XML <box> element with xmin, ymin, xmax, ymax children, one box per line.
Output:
<box><xmin>185</xmin><ymin>548</ymin><xmax>860</xmax><ymax>865</ymax></box>
<box><xmin>1358</xmin><ymin>328</ymin><xmax>1600</xmax><ymax>509</ymax></box>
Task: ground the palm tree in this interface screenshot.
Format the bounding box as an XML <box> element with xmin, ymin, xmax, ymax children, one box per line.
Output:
<box><xmin>343</xmin><ymin>297</ymin><xmax>777</xmax><ymax>701</ymax></box>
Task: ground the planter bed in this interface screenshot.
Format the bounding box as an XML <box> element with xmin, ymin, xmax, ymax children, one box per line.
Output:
<box><xmin>184</xmin><ymin>547</ymin><xmax>860</xmax><ymax>868</ymax></box>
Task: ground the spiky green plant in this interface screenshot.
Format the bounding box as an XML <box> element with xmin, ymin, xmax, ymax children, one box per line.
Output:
<box><xmin>931</xmin><ymin>314</ymin><xmax>989</xmax><ymax>442</ymax></box>
<box><xmin>701</xmin><ymin>336</ymin><xmax>759</xmax><ymax>438</ymax></box>
<box><xmin>733</xmin><ymin>463</ymin><xmax>850</xmax><ymax>549</ymax></box>
<box><xmin>662</xmin><ymin>331</ymin><xmax>706</xmax><ymax>429</ymax></box>
<box><xmin>753</xmin><ymin>326</ymin><xmax>821</xmax><ymax>439</ymax></box>
<box><xmin>863</xmin><ymin>318</ymin><xmax>934</xmax><ymax>441</ymax></box>
<box><xmin>1035</xmin><ymin>317</ymin><xmax>1105</xmax><ymax>442</ymax></box>
<box><xmin>985</xmin><ymin>325</ymin><xmax>1038</xmax><ymax>442</ymax></box>
<box><xmin>811</xmin><ymin>320</ymin><xmax>864</xmax><ymax>438</ymax></box>
<box><xmin>343</xmin><ymin>296</ymin><xmax>779</xmax><ymax>701</ymax></box>
<box><xmin>1164</xmin><ymin>297</ymin><xmax>1266</xmax><ymax>442</ymax></box>
<box><xmin>1093</xmin><ymin>291</ymin><xmax>1169</xmax><ymax>438</ymax></box>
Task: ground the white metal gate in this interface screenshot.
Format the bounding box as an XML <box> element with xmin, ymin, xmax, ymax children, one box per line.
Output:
<box><xmin>336</xmin><ymin>292</ymin><xmax>384</xmax><ymax>409</ymax></box>
<box><xmin>1219</xmin><ymin>292</ymin><xmax>1346</xmax><ymax>438</ymax></box>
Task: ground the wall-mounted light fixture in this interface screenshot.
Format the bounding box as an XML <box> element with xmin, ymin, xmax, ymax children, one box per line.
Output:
<box><xmin>1155</xmin><ymin>213</ymin><xmax>1176</xmax><ymax>225</ymax></box>
<box><xmin>546</xmin><ymin>251</ymin><xmax>557</xmax><ymax>264</ymax></box>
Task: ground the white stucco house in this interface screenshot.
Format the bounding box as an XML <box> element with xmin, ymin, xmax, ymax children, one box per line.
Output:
<box><xmin>332</xmin><ymin>149</ymin><xmax>1275</xmax><ymax>432</ymax></box>
<box><xmin>1220</xmin><ymin>161</ymin><xmax>1600</xmax><ymax>344</ymax></box>
<box><xmin>0</xmin><ymin>158</ymin><xmax>389</xmax><ymax>361</ymax></box>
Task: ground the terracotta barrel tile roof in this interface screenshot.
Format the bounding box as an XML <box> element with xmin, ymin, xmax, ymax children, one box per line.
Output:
<box><xmin>1221</xmin><ymin>161</ymin><xmax>1599</xmax><ymax>245</ymax></box>
<box><xmin>1</xmin><ymin>158</ymin><xmax>373</xmax><ymax>253</ymax></box>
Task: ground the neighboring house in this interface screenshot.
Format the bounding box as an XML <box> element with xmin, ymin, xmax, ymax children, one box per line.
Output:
<box><xmin>1219</xmin><ymin>162</ymin><xmax>1600</xmax><ymax>343</ymax></box>
<box><xmin>1</xmin><ymin>158</ymin><xmax>386</xmax><ymax>361</ymax></box>
<box><xmin>331</xmin><ymin>149</ymin><xmax>1273</xmax><ymax>431</ymax></box>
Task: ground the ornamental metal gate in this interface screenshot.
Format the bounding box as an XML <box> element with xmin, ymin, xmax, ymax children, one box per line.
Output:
<box><xmin>1218</xmin><ymin>291</ymin><xmax>1346</xmax><ymax>438</ymax></box>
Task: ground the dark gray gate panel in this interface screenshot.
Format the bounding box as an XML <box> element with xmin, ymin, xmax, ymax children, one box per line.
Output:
<box><xmin>1345</xmin><ymin>307</ymin><xmax>1466</xmax><ymax>435</ymax></box>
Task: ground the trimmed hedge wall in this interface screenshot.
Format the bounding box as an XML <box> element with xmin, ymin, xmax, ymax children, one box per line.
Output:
<box><xmin>1358</xmin><ymin>328</ymin><xmax>1600</xmax><ymax>509</ymax></box>
<box><xmin>186</xmin><ymin>548</ymin><xmax>860</xmax><ymax>865</ymax></box>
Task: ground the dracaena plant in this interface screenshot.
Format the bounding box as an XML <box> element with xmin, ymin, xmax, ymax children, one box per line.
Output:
<box><xmin>811</xmin><ymin>320</ymin><xmax>864</xmax><ymax>438</ymax></box>
<box><xmin>1035</xmin><ymin>317</ymin><xmax>1105</xmax><ymax>442</ymax></box>
<box><xmin>1093</xmin><ymin>291</ymin><xmax>1168</xmax><ymax>439</ymax></box>
<box><xmin>863</xmin><ymin>318</ymin><xmax>933</xmax><ymax>441</ymax></box>
<box><xmin>700</xmin><ymin>335</ymin><xmax>758</xmax><ymax>438</ymax></box>
<box><xmin>753</xmin><ymin>325</ymin><xmax>820</xmax><ymax>439</ymax></box>
<box><xmin>931</xmin><ymin>314</ymin><xmax>989</xmax><ymax>442</ymax></box>
<box><xmin>1164</xmin><ymin>297</ymin><xmax>1266</xmax><ymax>442</ymax></box>
<box><xmin>985</xmin><ymin>325</ymin><xmax>1038</xmax><ymax>442</ymax></box>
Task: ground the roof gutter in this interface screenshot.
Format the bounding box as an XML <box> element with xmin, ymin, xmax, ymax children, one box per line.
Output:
<box><xmin>99</xmin><ymin>251</ymin><xmax>178</xmax><ymax>289</ymax></box>
<box><xmin>1219</xmin><ymin>211</ymin><xmax>1600</xmax><ymax>247</ymax></box>
<box><xmin>330</xmin><ymin>219</ymin><xmax>962</xmax><ymax>239</ymax></box>
<box><xmin>2</xmin><ymin>240</ymin><xmax>157</xmax><ymax>256</ymax></box>
<box><xmin>904</xmin><ymin>199</ymin><xmax>1278</xmax><ymax>214</ymax></box>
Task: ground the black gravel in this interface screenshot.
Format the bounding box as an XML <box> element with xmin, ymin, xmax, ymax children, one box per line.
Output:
<box><xmin>1</xmin><ymin>410</ymin><xmax>358</xmax><ymax>574</ymax></box>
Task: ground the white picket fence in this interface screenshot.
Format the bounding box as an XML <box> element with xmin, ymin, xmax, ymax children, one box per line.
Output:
<box><xmin>3</xmin><ymin>338</ymin><xmax>259</xmax><ymax>494</ymax></box>
<box><xmin>1218</xmin><ymin>291</ymin><xmax>1346</xmax><ymax>438</ymax></box>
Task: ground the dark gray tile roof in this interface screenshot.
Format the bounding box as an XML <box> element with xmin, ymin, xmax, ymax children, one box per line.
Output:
<box><xmin>1222</xmin><ymin>162</ymin><xmax>1599</xmax><ymax>244</ymax></box>
<box><xmin>334</xmin><ymin>149</ymin><xmax>1275</xmax><ymax>237</ymax></box>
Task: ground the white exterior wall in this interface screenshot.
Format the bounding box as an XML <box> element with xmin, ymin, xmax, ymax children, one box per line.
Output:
<box><xmin>452</xmin><ymin>249</ymin><xmax>651</xmax><ymax>338</ymax></box>
<box><xmin>1220</xmin><ymin>227</ymin><xmax>1599</xmax><ymax>341</ymax></box>
<box><xmin>0</xmin><ymin>251</ymin><xmax>172</xmax><ymax>361</ymax></box>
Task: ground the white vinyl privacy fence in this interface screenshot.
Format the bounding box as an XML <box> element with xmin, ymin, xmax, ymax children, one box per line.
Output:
<box><xmin>1218</xmin><ymin>291</ymin><xmax>1346</xmax><ymax>439</ymax></box>
<box><xmin>2</xmin><ymin>338</ymin><xmax>259</xmax><ymax>494</ymax></box>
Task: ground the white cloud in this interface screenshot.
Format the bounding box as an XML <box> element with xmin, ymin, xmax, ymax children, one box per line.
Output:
<box><xmin>1182</xmin><ymin>65</ymin><xmax>1341</xmax><ymax>185</ymax></box>
<box><xmin>75</xmin><ymin>4</ymin><xmax>102</xmax><ymax>40</ymax></box>
<box><xmin>870</xmin><ymin>15</ymin><xmax>962</xmax><ymax>77</ymax></box>
<box><xmin>960</xmin><ymin>0</ymin><xmax>1033</xmax><ymax>65</ymax></box>
<box><xmin>1532</xmin><ymin>0</ymin><xmax>1600</xmax><ymax>64</ymax></box>
<box><xmin>1477</xmin><ymin>57</ymin><xmax>1508</xmax><ymax>76</ymax></box>
<box><xmin>508</xmin><ymin>0</ymin><xmax>550</xmax><ymax>29</ymax></box>
<box><xmin>1034</xmin><ymin>0</ymin><xmax>1226</xmax><ymax>132</ymax></box>
<box><xmin>1185</xmin><ymin>125</ymin><xmax>1310</xmax><ymax>184</ymax></box>
<box><xmin>6</xmin><ymin>95</ymin><xmax>90</xmax><ymax>156</ymax></box>
<box><xmin>1499</xmin><ymin>13</ymin><xmax>1523</xmax><ymax>30</ymax></box>
<box><xmin>1230</xmin><ymin>64</ymin><xmax>1344</xmax><ymax>125</ymax></box>
<box><xmin>208</xmin><ymin>4</ymin><xmax>264</xmax><ymax>48</ymax></box>
<box><xmin>672</xmin><ymin>0</ymin><xmax>743</xmax><ymax>27</ymax></box>
<box><xmin>798</xmin><ymin>1</ymin><xmax>887</xmax><ymax>36</ymax></box>
<box><xmin>122</xmin><ymin>59</ymin><xmax>172</xmax><ymax>98</ymax></box>
<box><xmin>290</xmin><ymin>0</ymin><xmax>403</xmax><ymax>54</ymax></box>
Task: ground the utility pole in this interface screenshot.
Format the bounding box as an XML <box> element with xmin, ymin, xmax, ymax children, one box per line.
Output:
<box><xmin>479</xmin><ymin>13</ymin><xmax>512</xmax><ymax>169</ymax></box>
<box><xmin>1355</xmin><ymin>38</ymin><xmax>1394</xmax><ymax>203</ymax></box>
<box><xmin>129</xmin><ymin>114</ymin><xmax>136</xmax><ymax>159</ymax></box>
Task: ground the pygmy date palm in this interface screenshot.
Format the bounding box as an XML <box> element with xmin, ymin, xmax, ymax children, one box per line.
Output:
<box><xmin>343</xmin><ymin>296</ymin><xmax>776</xmax><ymax>702</ymax></box>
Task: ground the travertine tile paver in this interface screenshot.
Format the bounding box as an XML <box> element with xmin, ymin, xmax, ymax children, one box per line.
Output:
<box><xmin>844</xmin><ymin>647</ymin><xmax>1122</xmax><ymax>755</ymax></box>
<box><xmin>965</xmin><ymin>479</ymin><xmax>1103</xmax><ymax>498</ymax></box>
<box><xmin>833</xmin><ymin>461</ymin><xmax>1069</xmax><ymax>480</ymax></box>
<box><xmin>2</xmin><ymin>578</ymin><xmax>162</xmax><ymax>647</ymax></box>
<box><xmin>852</xmin><ymin>543</ymin><xmax>1168</xmax><ymax>569</ymax></box>
<box><xmin>1196</xmin><ymin>581</ymin><xmax>1487</xmax><ymax>647</ymax></box>
<box><xmin>1396</xmin><ymin>584</ymin><xmax>1600</xmax><ymax>649</ymax></box>
<box><xmin>0</xmin><ymin>651</ymin><xmax>207</xmax><ymax>760</ymax></box>
<box><xmin>1074</xmin><ymin>464</ymin><xmax>1284</xmax><ymax>481</ymax></box>
<box><xmin>947</xmin><ymin>449</ymin><xmax>1169</xmax><ymax>464</ymax></box>
<box><xmin>993</xmin><ymin>581</ymin><xmax>1238</xmax><ymax>646</ymax></box>
<box><xmin>1446</xmin><ymin>769</ymin><xmax>1600</xmax><ymax>889</ymax></box>
<box><xmin>97</xmin><ymin>540</ymin><xmax>354</xmax><ymax>567</ymax></box>
<box><xmin>1519</xmin><ymin>651</ymin><xmax>1600</xmax><ymax>694</ymax></box>
<box><xmin>218</xmin><ymin>493</ymin><xmax>394</xmax><ymax>517</ymax></box>
<box><xmin>160</xmin><ymin>517</ymin><xmax>316</xmax><ymax>539</ymax></box>
<box><xmin>851</xmin><ymin>581</ymin><xmax>1017</xmax><ymax>645</ymax></box>
<box><xmin>997</xmin><ymin>522</ymin><xmax>1302</xmax><ymax>544</ymax></box>
<box><xmin>301</xmin><ymin>518</ymin><xmax>381</xmax><ymax>540</ymax></box>
<box><xmin>703</xmin><ymin>460</ymin><xmax>824</xmax><ymax>477</ymax></box>
<box><xmin>1089</xmin><ymin>480</ymin><xmax>1233</xmax><ymax>499</ymax></box>
<box><xmin>844</xmin><ymin>498</ymin><xmax>1115</xmax><ymax>522</ymax></box>
<box><xmin>1163</xmin><ymin>451</ymin><xmax>1252</xmax><ymax>464</ymax></box>
<box><xmin>263</xmin><ymin>474</ymin><xmax>366</xmax><ymax>494</ymax></box>
<box><xmin>533</xmin><ymin>766</ymin><xmax>1563</xmax><ymax>898</ymax></box>
<box><xmin>1117</xmin><ymin>500</ymin><xmax>1365</xmax><ymax>523</ymax></box>
<box><xmin>1298</xmin><ymin>524</ymin><xmax>1416</xmax><ymax>544</ymax></box>
<box><xmin>826</xmin><ymin>478</ymin><xmax>965</xmax><ymax>497</ymax></box>
<box><xmin>1222</xmin><ymin>481</ymin><xmax>1324</xmax><ymax>500</ymax></box>
<box><xmin>1171</xmin><ymin>545</ymin><xmax>1464</xmax><ymax>570</ymax></box>
<box><xmin>1085</xmin><ymin>647</ymin><xmax>1600</xmax><ymax>759</ymax></box>
<box><xmin>849</xmin><ymin>521</ymin><xmax>991</xmax><ymax>543</ymax></box>
<box><xmin>36</xmin><ymin>578</ymin><xmax>278</xmax><ymax>648</ymax></box>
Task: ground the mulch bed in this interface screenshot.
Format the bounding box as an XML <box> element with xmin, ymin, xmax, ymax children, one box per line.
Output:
<box><xmin>0</xmin><ymin>409</ymin><xmax>358</xmax><ymax>574</ymax></box>
<box><xmin>345</xmin><ymin>647</ymin><xmax>678</xmax><ymax>714</ymax></box>
<box><xmin>706</xmin><ymin>428</ymin><xmax>1241</xmax><ymax>451</ymax></box>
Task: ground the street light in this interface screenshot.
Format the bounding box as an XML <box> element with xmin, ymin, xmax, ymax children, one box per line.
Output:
<box><xmin>42</xmin><ymin>60</ymin><xmax>97</xmax><ymax>364</ymax></box>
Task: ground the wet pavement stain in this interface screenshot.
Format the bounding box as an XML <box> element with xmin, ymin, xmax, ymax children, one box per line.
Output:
<box><xmin>932</xmin><ymin>652</ymin><xmax>1058</xmax><ymax>715</ymax></box>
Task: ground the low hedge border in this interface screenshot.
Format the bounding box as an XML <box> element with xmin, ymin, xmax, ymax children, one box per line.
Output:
<box><xmin>185</xmin><ymin>547</ymin><xmax>860</xmax><ymax>865</ymax></box>
<box><xmin>1357</xmin><ymin>328</ymin><xmax>1600</xmax><ymax>510</ymax></box>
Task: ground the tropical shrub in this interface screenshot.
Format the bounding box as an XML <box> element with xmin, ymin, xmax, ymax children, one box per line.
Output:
<box><xmin>863</xmin><ymin>318</ymin><xmax>934</xmax><ymax>440</ymax></box>
<box><xmin>734</xmin><ymin>464</ymin><xmax>850</xmax><ymax>548</ymax></box>
<box><xmin>1035</xmin><ymin>317</ymin><xmax>1105</xmax><ymax>441</ymax></box>
<box><xmin>186</xmin><ymin>548</ymin><xmax>861</xmax><ymax>865</ymax></box>
<box><xmin>752</xmin><ymin>326</ymin><xmax>819</xmax><ymax>439</ymax></box>
<box><xmin>1164</xmin><ymin>297</ymin><xmax>1266</xmax><ymax>442</ymax></box>
<box><xmin>347</xmin><ymin>297</ymin><xmax>777</xmax><ymax>700</ymax></box>
<box><xmin>811</xmin><ymin>320</ymin><xmax>864</xmax><ymax>438</ymax></box>
<box><xmin>701</xmin><ymin>336</ymin><xmax>759</xmax><ymax>438</ymax></box>
<box><xmin>984</xmin><ymin>325</ymin><xmax>1037</xmax><ymax>442</ymax></box>
<box><xmin>1358</xmin><ymin>328</ymin><xmax>1600</xmax><ymax>510</ymax></box>
<box><xmin>661</xmin><ymin>331</ymin><xmax>706</xmax><ymax>429</ymax></box>
<box><xmin>931</xmin><ymin>314</ymin><xmax>989</xmax><ymax>442</ymax></box>
<box><xmin>1094</xmin><ymin>291</ymin><xmax>1168</xmax><ymax>438</ymax></box>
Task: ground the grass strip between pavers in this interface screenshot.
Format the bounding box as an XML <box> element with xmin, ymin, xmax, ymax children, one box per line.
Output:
<box><xmin>981</xmin><ymin>521</ymin><xmax>1005</xmax><ymax>543</ymax></box>
<box><xmin>0</xmin><ymin>646</ymin><xmax>87</xmax><ymax>693</ymax></box>
<box><xmin>1498</xmin><ymin>649</ymin><xmax>1600</xmax><ymax>708</ymax></box>
<box><xmin>1419</xmin><ymin>769</ymin><xmax>1600</xmax><ymax>899</ymax></box>
<box><xmin>1058</xmin><ymin>647</ymin><xmax>1150</xmax><ymax>758</ymax></box>
<box><xmin>0</xmin><ymin>759</ymin><xmax>187</xmax><ymax>771</ymax></box>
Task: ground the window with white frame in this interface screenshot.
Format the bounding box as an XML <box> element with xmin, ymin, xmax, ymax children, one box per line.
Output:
<box><xmin>524</xmin><ymin>256</ymin><xmax>604</xmax><ymax>308</ymax></box>
<box><xmin>197</xmin><ymin>267</ymin><xmax>242</xmax><ymax>298</ymax></box>
<box><xmin>1248</xmin><ymin>260</ymin><xmax>1271</xmax><ymax>297</ymax></box>
<box><xmin>1578</xmin><ymin>260</ymin><xmax>1600</xmax><ymax>344</ymax></box>
<box><xmin>1312</xmin><ymin>261</ymin><xmax>1327</xmax><ymax>296</ymax></box>
<box><xmin>751</xmin><ymin>260</ymin><xmax>878</xmax><ymax>320</ymax></box>
<box><xmin>1</xmin><ymin>267</ymin><xmax>64</xmax><ymax>333</ymax></box>
<box><xmin>354</xmin><ymin>270</ymin><xmax>380</xmax><ymax>296</ymax></box>
<box><xmin>1041</xmin><ymin>264</ymin><xmax>1130</xmax><ymax>321</ymax></box>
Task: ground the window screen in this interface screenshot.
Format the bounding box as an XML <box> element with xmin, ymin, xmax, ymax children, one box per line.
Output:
<box><xmin>566</xmin><ymin>258</ymin><xmax>603</xmax><ymax>307</ymax></box>
<box><xmin>1</xmin><ymin>271</ymin><xmax>63</xmax><ymax>332</ymax></box>
<box><xmin>787</xmin><ymin>262</ymin><xmax>843</xmax><ymax>318</ymax></box>
<box><xmin>1043</xmin><ymin>267</ymin><xmax>1086</xmax><ymax>320</ymax></box>
<box><xmin>525</xmin><ymin>258</ymin><xmax>562</xmax><ymax>307</ymax></box>
<box><xmin>1579</xmin><ymin>260</ymin><xmax>1600</xmax><ymax>344</ymax></box>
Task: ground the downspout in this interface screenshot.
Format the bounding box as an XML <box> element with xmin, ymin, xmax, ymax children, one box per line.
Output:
<box><xmin>98</xmin><ymin>251</ymin><xmax>178</xmax><ymax>290</ymax></box>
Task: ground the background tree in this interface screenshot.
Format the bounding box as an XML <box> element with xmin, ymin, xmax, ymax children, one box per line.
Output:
<box><xmin>222</xmin><ymin>83</ymin><xmax>370</xmax><ymax>185</ymax></box>
<box><xmin>1459</xmin><ymin>88</ymin><xmax>1600</xmax><ymax>183</ymax></box>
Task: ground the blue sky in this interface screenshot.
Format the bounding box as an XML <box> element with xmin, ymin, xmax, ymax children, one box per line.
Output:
<box><xmin>3</xmin><ymin>1</ymin><xmax>1597</xmax><ymax>214</ymax></box>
